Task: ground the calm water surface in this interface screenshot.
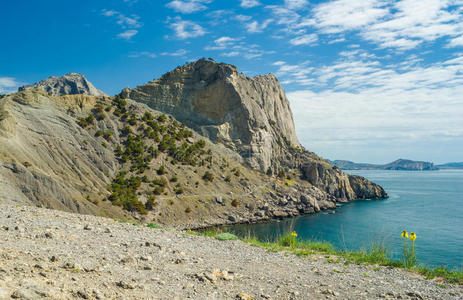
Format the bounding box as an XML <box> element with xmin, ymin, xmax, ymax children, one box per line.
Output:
<box><xmin>225</xmin><ymin>170</ymin><xmax>463</xmax><ymax>269</ymax></box>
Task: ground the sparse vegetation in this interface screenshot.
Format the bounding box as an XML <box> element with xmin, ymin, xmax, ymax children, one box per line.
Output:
<box><xmin>202</xmin><ymin>171</ymin><xmax>214</xmax><ymax>182</ymax></box>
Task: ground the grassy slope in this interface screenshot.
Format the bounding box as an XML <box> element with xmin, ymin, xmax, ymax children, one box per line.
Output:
<box><xmin>187</xmin><ymin>228</ymin><xmax>463</xmax><ymax>285</ymax></box>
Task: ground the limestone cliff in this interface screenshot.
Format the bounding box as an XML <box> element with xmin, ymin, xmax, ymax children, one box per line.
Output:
<box><xmin>124</xmin><ymin>58</ymin><xmax>387</xmax><ymax>201</ymax></box>
<box><xmin>19</xmin><ymin>73</ymin><xmax>107</xmax><ymax>97</ymax></box>
<box><xmin>123</xmin><ymin>58</ymin><xmax>299</xmax><ymax>172</ymax></box>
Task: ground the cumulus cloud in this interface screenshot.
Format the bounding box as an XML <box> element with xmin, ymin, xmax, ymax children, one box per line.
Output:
<box><xmin>160</xmin><ymin>49</ymin><xmax>189</xmax><ymax>56</ymax></box>
<box><xmin>205</xmin><ymin>36</ymin><xmax>239</xmax><ymax>50</ymax></box>
<box><xmin>280</xmin><ymin>52</ymin><xmax>463</xmax><ymax>162</ymax></box>
<box><xmin>117</xmin><ymin>30</ymin><xmax>138</xmax><ymax>40</ymax></box>
<box><xmin>241</xmin><ymin>0</ymin><xmax>260</xmax><ymax>8</ymax></box>
<box><xmin>0</xmin><ymin>77</ymin><xmax>20</xmax><ymax>94</ymax></box>
<box><xmin>284</xmin><ymin>0</ymin><xmax>308</xmax><ymax>10</ymax></box>
<box><xmin>289</xmin><ymin>33</ymin><xmax>318</xmax><ymax>45</ymax></box>
<box><xmin>128</xmin><ymin>51</ymin><xmax>157</xmax><ymax>58</ymax></box>
<box><xmin>245</xmin><ymin>19</ymin><xmax>273</xmax><ymax>33</ymax></box>
<box><xmin>169</xmin><ymin>17</ymin><xmax>206</xmax><ymax>39</ymax></box>
<box><xmin>101</xmin><ymin>9</ymin><xmax>142</xmax><ymax>40</ymax></box>
<box><xmin>447</xmin><ymin>35</ymin><xmax>463</xmax><ymax>47</ymax></box>
<box><xmin>311</xmin><ymin>0</ymin><xmax>463</xmax><ymax>50</ymax></box>
<box><xmin>165</xmin><ymin>0</ymin><xmax>212</xmax><ymax>14</ymax></box>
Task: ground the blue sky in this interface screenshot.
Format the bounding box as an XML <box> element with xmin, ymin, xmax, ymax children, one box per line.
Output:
<box><xmin>1</xmin><ymin>0</ymin><xmax>462</xmax><ymax>164</ymax></box>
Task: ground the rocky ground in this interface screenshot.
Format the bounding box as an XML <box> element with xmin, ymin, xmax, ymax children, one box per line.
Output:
<box><xmin>1</xmin><ymin>205</ymin><xmax>462</xmax><ymax>300</ymax></box>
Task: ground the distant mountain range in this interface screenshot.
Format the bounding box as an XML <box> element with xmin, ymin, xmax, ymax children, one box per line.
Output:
<box><xmin>328</xmin><ymin>159</ymin><xmax>463</xmax><ymax>171</ymax></box>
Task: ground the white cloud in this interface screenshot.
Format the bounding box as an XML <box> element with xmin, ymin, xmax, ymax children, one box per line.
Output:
<box><xmin>241</xmin><ymin>0</ymin><xmax>260</xmax><ymax>8</ymax></box>
<box><xmin>235</xmin><ymin>14</ymin><xmax>252</xmax><ymax>22</ymax></box>
<box><xmin>101</xmin><ymin>9</ymin><xmax>142</xmax><ymax>40</ymax></box>
<box><xmin>160</xmin><ymin>49</ymin><xmax>189</xmax><ymax>56</ymax></box>
<box><xmin>289</xmin><ymin>33</ymin><xmax>318</xmax><ymax>45</ymax></box>
<box><xmin>101</xmin><ymin>9</ymin><xmax>142</xmax><ymax>28</ymax></box>
<box><xmin>245</xmin><ymin>19</ymin><xmax>273</xmax><ymax>33</ymax></box>
<box><xmin>447</xmin><ymin>35</ymin><xmax>463</xmax><ymax>47</ymax></box>
<box><xmin>165</xmin><ymin>0</ymin><xmax>212</xmax><ymax>14</ymax></box>
<box><xmin>0</xmin><ymin>77</ymin><xmax>20</xmax><ymax>94</ymax></box>
<box><xmin>128</xmin><ymin>51</ymin><xmax>157</xmax><ymax>58</ymax></box>
<box><xmin>285</xmin><ymin>0</ymin><xmax>308</xmax><ymax>10</ymax></box>
<box><xmin>220</xmin><ymin>51</ymin><xmax>240</xmax><ymax>57</ymax></box>
<box><xmin>311</xmin><ymin>0</ymin><xmax>463</xmax><ymax>50</ymax></box>
<box><xmin>278</xmin><ymin>52</ymin><xmax>463</xmax><ymax>161</ymax></box>
<box><xmin>169</xmin><ymin>18</ymin><xmax>206</xmax><ymax>39</ymax></box>
<box><xmin>205</xmin><ymin>36</ymin><xmax>239</xmax><ymax>50</ymax></box>
<box><xmin>116</xmin><ymin>15</ymin><xmax>141</xmax><ymax>28</ymax></box>
<box><xmin>313</xmin><ymin>0</ymin><xmax>389</xmax><ymax>33</ymax></box>
<box><xmin>117</xmin><ymin>29</ymin><xmax>138</xmax><ymax>40</ymax></box>
<box><xmin>102</xmin><ymin>9</ymin><xmax>117</xmax><ymax>17</ymax></box>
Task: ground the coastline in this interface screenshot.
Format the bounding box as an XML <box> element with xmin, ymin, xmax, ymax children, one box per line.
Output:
<box><xmin>1</xmin><ymin>204</ymin><xmax>461</xmax><ymax>299</ymax></box>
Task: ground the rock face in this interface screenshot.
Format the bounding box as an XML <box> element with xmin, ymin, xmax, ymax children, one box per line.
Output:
<box><xmin>124</xmin><ymin>58</ymin><xmax>387</xmax><ymax>201</ymax></box>
<box><xmin>123</xmin><ymin>58</ymin><xmax>299</xmax><ymax>172</ymax></box>
<box><xmin>18</xmin><ymin>73</ymin><xmax>107</xmax><ymax>96</ymax></box>
<box><xmin>1</xmin><ymin>61</ymin><xmax>387</xmax><ymax>228</ymax></box>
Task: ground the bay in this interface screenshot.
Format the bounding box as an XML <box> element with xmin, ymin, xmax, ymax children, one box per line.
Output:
<box><xmin>225</xmin><ymin>169</ymin><xmax>463</xmax><ymax>269</ymax></box>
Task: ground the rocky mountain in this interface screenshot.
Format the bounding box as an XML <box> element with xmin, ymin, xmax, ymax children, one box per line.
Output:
<box><xmin>18</xmin><ymin>73</ymin><xmax>107</xmax><ymax>97</ymax></box>
<box><xmin>329</xmin><ymin>159</ymin><xmax>438</xmax><ymax>171</ymax></box>
<box><xmin>122</xmin><ymin>58</ymin><xmax>299</xmax><ymax>172</ymax></box>
<box><xmin>123</xmin><ymin>58</ymin><xmax>386</xmax><ymax>201</ymax></box>
<box><xmin>0</xmin><ymin>60</ymin><xmax>387</xmax><ymax>228</ymax></box>
<box><xmin>436</xmin><ymin>162</ymin><xmax>463</xmax><ymax>169</ymax></box>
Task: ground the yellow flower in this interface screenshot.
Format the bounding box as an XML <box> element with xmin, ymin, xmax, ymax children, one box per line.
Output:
<box><xmin>401</xmin><ymin>230</ymin><xmax>408</xmax><ymax>238</ymax></box>
<box><xmin>409</xmin><ymin>232</ymin><xmax>417</xmax><ymax>242</ymax></box>
<box><xmin>290</xmin><ymin>231</ymin><xmax>298</xmax><ymax>237</ymax></box>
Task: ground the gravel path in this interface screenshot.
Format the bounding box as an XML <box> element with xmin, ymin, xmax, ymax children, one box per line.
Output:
<box><xmin>0</xmin><ymin>205</ymin><xmax>462</xmax><ymax>300</ymax></box>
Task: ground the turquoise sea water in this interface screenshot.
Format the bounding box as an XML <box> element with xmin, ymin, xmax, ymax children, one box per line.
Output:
<box><xmin>225</xmin><ymin>170</ymin><xmax>463</xmax><ymax>270</ymax></box>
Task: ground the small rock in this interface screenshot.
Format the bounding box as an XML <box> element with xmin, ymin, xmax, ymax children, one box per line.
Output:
<box><xmin>204</xmin><ymin>273</ymin><xmax>217</xmax><ymax>283</ymax></box>
<box><xmin>322</xmin><ymin>289</ymin><xmax>337</xmax><ymax>296</ymax></box>
<box><xmin>407</xmin><ymin>292</ymin><xmax>423</xmax><ymax>299</ymax></box>
<box><xmin>237</xmin><ymin>293</ymin><xmax>253</xmax><ymax>300</ymax></box>
<box><xmin>116</xmin><ymin>280</ymin><xmax>134</xmax><ymax>289</ymax></box>
<box><xmin>139</xmin><ymin>256</ymin><xmax>152</xmax><ymax>262</ymax></box>
<box><xmin>77</xmin><ymin>289</ymin><xmax>90</xmax><ymax>299</ymax></box>
<box><xmin>84</xmin><ymin>224</ymin><xmax>92</xmax><ymax>230</ymax></box>
<box><xmin>120</xmin><ymin>255</ymin><xmax>134</xmax><ymax>264</ymax></box>
<box><xmin>228</xmin><ymin>215</ymin><xmax>237</xmax><ymax>222</ymax></box>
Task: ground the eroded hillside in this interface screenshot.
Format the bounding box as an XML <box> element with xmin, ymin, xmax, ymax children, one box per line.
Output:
<box><xmin>0</xmin><ymin>89</ymin><xmax>339</xmax><ymax>228</ymax></box>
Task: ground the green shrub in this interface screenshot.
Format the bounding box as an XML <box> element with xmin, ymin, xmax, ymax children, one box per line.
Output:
<box><xmin>202</xmin><ymin>171</ymin><xmax>214</xmax><ymax>182</ymax></box>
<box><xmin>145</xmin><ymin>196</ymin><xmax>156</xmax><ymax>210</ymax></box>
<box><xmin>103</xmin><ymin>130</ymin><xmax>113</xmax><ymax>140</ymax></box>
<box><xmin>157</xmin><ymin>114</ymin><xmax>167</xmax><ymax>122</ymax></box>
<box><xmin>146</xmin><ymin>223</ymin><xmax>160</xmax><ymax>229</ymax></box>
<box><xmin>108</xmin><ymin>171</ymin><xmax>146</xmax><ymax>213</ymax></box>
<box><xmin>157</xmin><ymin>165</ymin><xmax>166</xmax><ymax>175</ymax></box>
<box><xmin>95</xmin><ymin>130</ymin><xmax>103</xmax><ymax>137</ymax></box>
<box><xmin>216</xmin><ymin>233</ymin><xmax>238</xmax><ymax>241</ymax></box>
<box><xmin>96</xmin><ymin>112</ymin><xmax>106</xmax><ymax>120</ymax></box>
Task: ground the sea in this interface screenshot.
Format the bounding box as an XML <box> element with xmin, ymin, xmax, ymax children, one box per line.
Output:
<box><xmin>225</xmin><ymin>169</ymin><xmax>463</xmax><ymax>270</ymax></box>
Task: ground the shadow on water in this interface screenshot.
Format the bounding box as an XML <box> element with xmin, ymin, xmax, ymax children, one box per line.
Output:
<box><xmin>223</xmin><ymin>170</ymin><xmax>463</xmax><ymax>270</ymax></box>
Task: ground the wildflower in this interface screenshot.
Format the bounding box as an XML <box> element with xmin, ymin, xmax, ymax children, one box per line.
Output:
<box><xmin>409</xmin><ymin>232</ymin><xmax>417</xmax><ymax>242</ymax></box>
<box><xmin>290</xmin><ymin>231</ymin><xmax>298</xmax><ymax>237</ymax></box>
<box><xmin>401</xmin><ymin>230</ymin><xmax>408</xmax><ymax>238</ymax></box>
